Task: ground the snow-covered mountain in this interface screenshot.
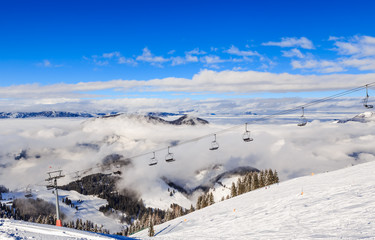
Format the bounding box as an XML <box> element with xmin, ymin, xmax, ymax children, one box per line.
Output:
<box><xmin>0</xmin><ymin>111</ymin><xmax>96</xmax><ymax>118</ymax></box>
<box><xmin>95</xmin><ymin>114</ymin><xmax>209</xmax><ymax>126</ymax></box>
<box><xmin>337</xmin><ymin>111</ymin><xmax>375</xmax><ymax>123</ymax></box>
<box><xmin>133</xmin><ymin>160</ymin><xmax>375</xmax><ymax>239</ymax></box>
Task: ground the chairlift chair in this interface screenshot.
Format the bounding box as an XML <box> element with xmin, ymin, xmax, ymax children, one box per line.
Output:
<box><xmin>297</xmin><ymin>107</ymin><xmax>307</xmax><ymax>127</ymax></box>
<box><xmin>209</xmin><ymin>134</ymin><xmax>219</xmax><ymax>150</ymax></box>
<box><xmin>242</xmin><ymin>123</ymin><xmax>254</xmax><ymax>142</ymax></box>
<box><xmin>363</xmin><ymin>85</ymin><xmax>373</xmax><ymax>109</ymax></box>
<box><xmin>149</xmin><ymin>152</ymin><xmax>158</xmax><ymax>166</ymax></box>
<box><xmin>165</xmin><ymin>146</ymin><xmax>175</xmax><ymax>162</ymax></box>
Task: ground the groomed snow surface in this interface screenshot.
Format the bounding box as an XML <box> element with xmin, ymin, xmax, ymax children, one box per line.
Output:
<box><xmin>1</xmin><ymin>160</ymin><xmax>375</xmax><ymax>239</ymax></box>
<box><xmin>0</xmin><ymin>218</ymin><xmax>131</xmax><ymax>240</ymax></box>
<box><xmin>133</xmin><ymin>160</ymin><xmax>375</xmax><ymax>239</ymax></box>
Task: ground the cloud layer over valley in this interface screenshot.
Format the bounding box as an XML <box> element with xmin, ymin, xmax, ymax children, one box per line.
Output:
<box><xmin>1</xmin><ymin>112</ymin><xmax>374</xmax><ymax>205</ymax></box>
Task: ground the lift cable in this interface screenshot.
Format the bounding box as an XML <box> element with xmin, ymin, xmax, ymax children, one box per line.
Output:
<box><xmin>56</xmin><ymin>82</ymin><xmax>375</xmax><ymax>178</ymax></box>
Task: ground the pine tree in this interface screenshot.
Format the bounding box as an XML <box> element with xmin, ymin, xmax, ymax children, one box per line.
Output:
<box><xmin>165</xmin><ymin>210</ymin><xmax>171</xmax><ymax>221</ymax></box>
<box><xmin>209</xmin><ymin>192</ymin><xmax>214</xmax><ymax>205</ymax></box>
<box><xmin>267</xmin><ymin>169</ymin><xmax>274</xmax><ymax>185</ymax></box>
<box><xmin>237</xmin><ymin>177</ymin><xmax>245</xmax><ymax>195</ymax></box>
<box><xmin>251</xmin><ymin>173</ymin><xmax>259</xmax><ymax>190</ymax></box>
<box><xmin>78</xmin><ymin>219</ymin><xmax>83</xmax><ymax>230</ymax></box>
<box><xmin>189</xmin><ymin>204</ymin><xmax>195</xmax><ymax>213</ymax></box>
<box><xmin>196</xmin><ymin>195</ymin><xmax>202</xmax><ymax>210</ymax></box>
<box><xmin>273</xmin><ymin>170</ymin><xmax>279</xmax><ymax>183</ymax></box>
<box><xmin>231</xmin><ymin>182</ymin><xmax>237</xmax><ymax>197</ymax></box>
<box><xmin>245</xmin><ymin>173</ymin><xmax>252</xmax><ymax>192</ymax></box>
<box><xmin>201</xmin><ymin>194</ymin><xmax>208</xmax><ymax>208</ymax></box>
<box><xmin>148</xmin><ymin>221</ymin><xmax>155</xmax><ymax>237</ymax></box>
<box><xmin>36</xmin><ymin>215</ymin><xmax>42</xmax><ymax>224</ymax></box>
<box><xmin>259</xmin><ymin>171</ymin><xmax>265</xmax><ymax>187</ymax></box>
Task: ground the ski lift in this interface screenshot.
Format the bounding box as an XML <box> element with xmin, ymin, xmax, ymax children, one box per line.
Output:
<box><xmin>209</xmin><ymin>134</ymin><xmax>219</xmax><ymax>150</ymax></box>
<box><xmin>149</xmin><ymin>152</ymin><xmax>158</xmax><ymax>166</ymax></box>
<box><xmin>363</xmin><ymin>84</ymin><xmax>373</xmax><ymax>109</ymax></box>
<box><xmin>242</xmin><ymin>123</ymin><xmax>253</xmax><ymax>142</ymax></box>
<box><xmin>297</xmin><ymin>107</ymin><xmax>307</xmax><ymax>127</ymax></box>
<box><xmin>165</xmin><ymin>146</ymin><xmax>175</xmax><ymax>162</ymax></box>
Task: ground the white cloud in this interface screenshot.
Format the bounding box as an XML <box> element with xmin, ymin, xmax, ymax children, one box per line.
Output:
<box><xmin>200</xmin><ymin>55</ymin><xmax>226</xmax><ymax>65</ymax></box>
<box><xmin>170</xmin><ymin>56</ymin><xmax>186</xmax><ymax>66</ymax></box>
<box><xmin>224</xmin><ymin>45</ymin><xmax>260</xmax><ymax>57</ymax></box>
<box><xmin>332</xmin><ymin>35</ymin><xmax>375</xmax><ymax>57</ymax></box>
<box><xmin>186</xmin><ymin>48</ymin><xmax>206</xmax><ymax>55</ymax></box>
<box><xmin>185</xmin><ymin>54</ymin><xmax>199</xmax><ymax>62</ymax></box>
<box><xmin>282</xmin><ymin>48</ymin><xmax>305</xmax><ymax>58</ymax></box>
<box><xmin>292</xmin><ymin>35</ymin><xmax>375</xmax><ymax>72</ymax></box>
<box><xmin>43</xmin><ymin>60</ymin><xmax>51</xmax><ymax>67</ymax></box>
<box><xmin>1</xmin><ymin>70</ymin><xmax>374</xmax><ymax>106</ymax></box>
<box><xmin>93</xmin><ymin>59</ymin><xmax>109</xmax><ymax>66</ymax></box>
<box><xmin>291</xmin><ymin>59</ymin><xmax>345</xmax><ymax>73</ymax></box>
<box><xmin>102</xmin><ymin>52</ymin><xmax>121</xmax><ymax>59</ymax></box>
<box><xmin>170</xmin><ymin>54</ymin><xmax>199</xmax><ymax>66</ymax></box>
<box><xmin>136</xmin><ymin>47</ymin><xmax>169</xmax><ymax>63</ymax></box>
<box><xmin>118</xmin><ymin>57</ymin><xmax>137</xmax><ymax>65</ymax></box>
<box><xmin>327</xmin><ymin>35</ymin><xmax>375</xmax><ymax>71</ymax></box>
<box><xmin>262</xmin><ymin>37</ymin><xmax>315</xmax><ymax>49</ymax></box>
<box><xmin>210</xmin><ymin>47</ymin><xmax>218</xmax><ymax>52</ymax></box>
<box><xmin>0</xmin><ymin>111</ymin><xmax>374</xmax><ymax>193</ymax></box>
<box><xmin>36</xmin><ymin>60</ymin><xmax>63</xmax><ymax>68</ymax></box>
<box><xmin>89</xmin><ymin>51</ymin><xmax>136</xmax><ymax>66</ymax></box>
<box><xmin>341</xmin><ymin>58</ymin><xmax>375</xmax><ymax>71</ymax></box>
<box><xmin>328</xmin><ymin>36</ymin><xmax>344</xmax><ymax>41</ymax></box>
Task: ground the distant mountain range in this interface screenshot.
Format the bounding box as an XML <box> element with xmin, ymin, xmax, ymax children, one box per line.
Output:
<box><xmin>96</xmin><ymin>113</ymin><xmax>209</xmax><ymax>125</ymax></box>
<box><xmin>0</xmin><ymin>110</ymin><xmax>258</xmax><ymax>119</ymax></box>
<box><xmin>0</xmin><ymin>111</ymin><xmax>97</xmax><ymax>118</ymax></box>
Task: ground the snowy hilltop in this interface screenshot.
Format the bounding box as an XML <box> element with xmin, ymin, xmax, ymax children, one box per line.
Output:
<box><xmin>338</xmin><ymin>111</ymin><xmax>375</xmax><ymax>123</ymax></box>
<box><xmin>95</xmin><ymin>113</ymin><xmax>209</xmax><ymax>126</ymax></box>
<box><xmin>133</xmin><ymin>160</ymin><xmax>375</xmax><ymax>239</ymax></box>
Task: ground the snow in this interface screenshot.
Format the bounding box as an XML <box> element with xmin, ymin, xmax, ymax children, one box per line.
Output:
<box><xmin>1</xmin><ymin>112</ymin><xmax>375</xmax><ymax>239</ymax></box>
<box><xmin>141</xmin><ymin>179</ymin><xmax>192</xmax><ymax>210</ymax></box>
<box><xmin>210</xmin><ymin>176</ymin><xmax>239</xmax><ymax>202</ymax></box>
<box><xmin>1</xmin><ymin>186</ymin><xmax>125</xmax><ymax>234</ymax></box>
<box><xmin>133</xmin><ymin>160</ymin><xmax>375</xmax><ymax>239</ymax></box>
<box><xmin>0</xmin><ymin>218</ymin><xmax>133</xmax><ymax>240</ymax></box>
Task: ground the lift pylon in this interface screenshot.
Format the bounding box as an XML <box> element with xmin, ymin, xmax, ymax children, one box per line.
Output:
<box><xmin>45</xmin><ymin>170</ymin><xmax>65</xmax><ymax>227</ymax></box>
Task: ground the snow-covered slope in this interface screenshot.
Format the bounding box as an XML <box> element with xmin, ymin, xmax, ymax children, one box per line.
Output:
<box><xmin>0</xmin><ymin>218</ymin><xmax>132</xmax><ymax>240</ymax></box>
<box><xmin>1</xmin><ymin>186</ymin><xmax>125</xmax><ymax>234</ymax></box>
<box><xmin>133</xmin><ymin>160</ymin><xmax>375</xmax><ymax>239</ymax></box>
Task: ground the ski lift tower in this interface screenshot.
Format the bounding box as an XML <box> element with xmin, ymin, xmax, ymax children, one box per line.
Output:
<box><xmin>45</xmin><ymin>170</ymin><xmax>65</xmax><ymax>227</ymax></box>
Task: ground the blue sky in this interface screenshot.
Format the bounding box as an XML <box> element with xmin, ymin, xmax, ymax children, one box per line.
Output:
<box><xmin>1</xmin><ymin>0</ymin><xmax>375</xmax><ymax>111</ymax></box>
